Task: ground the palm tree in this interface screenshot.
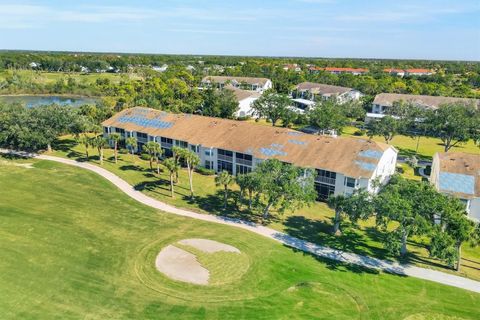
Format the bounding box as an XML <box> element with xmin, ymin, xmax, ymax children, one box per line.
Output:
<box><xmin>163</xmin><ymin>158</ymin><xmax>179</xmax><ymax>198</ymax></box>
<box><xmin>171</xmin><ymin>146</ymin><xmax>185</xmax><ymax>183</ymax></box>
<box><xmin>215</xmin><ymin>171</ymin><xmax>234</xmax><ymax>210</ymax></box>
<box><xmin>236</xmin><ymin>172</ymin><xmax>257</xmax><ymax>210</ymax></box>
<box><xmin>126</xmin><ymin>136</ymin><xmax>137</xmax><ymax>162</ymax></box>
<box><xmin>77</xmin><ymin>134</ymin><xmax>91</xmax><ymax>160</ymax></box>
<box><xmin>144</xmin><ymin>141</ymin><xmax>162</xmax><ymax>173</ymax></box>
<box><xmin>109</xmin><ymin>133</ymin><xmax>122</xmax><ymax>164</ymax></box>
<box><xmin>184</xmin><ymin>150</ymin><xmax>200</xmax><ymax>198</ymax></box>
<box><xmin>327</xmin><ymin>194</ymin><xmax>347</xmax><ymax>236</ymax></box>
<box><xmin>92</xmin><ymin>136</ymin><xmax>108</xmax><ymax>165</ymax></box>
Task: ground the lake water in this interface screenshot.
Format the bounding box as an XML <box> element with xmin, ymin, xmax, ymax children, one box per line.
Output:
<box><xmin>0</xmin><ymin>95</ymin><xmax>98</xmax><ymax>108</ymax></box>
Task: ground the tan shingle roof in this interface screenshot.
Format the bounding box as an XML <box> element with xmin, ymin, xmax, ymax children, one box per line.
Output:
<box><xmin>201</xmin><ymin>76</ymin><xmax>270</xmax><ymax>87</ymax></box>
<box><xmin>373</xmin><ymin>93</ymin><xmax>479</xmax><ymax>110</ymax></box>
<box><xmin>102</xmin><ymin>107</ymin><xmax>395</xmax><ymax>179</ymax></box>
<box><xmin>295</xmin><ymin>82</ymin><xmax>353</xmax><ymax>95</ymax></box>
<box><xmin>224</xmin><ymin>85</ymin><xmax>261</xmax><ymax>101</ymax></box>
<box><xmin>435</xmin><ymin>152</ymin><xmax>480</xmax><ymax>199</ymax></box>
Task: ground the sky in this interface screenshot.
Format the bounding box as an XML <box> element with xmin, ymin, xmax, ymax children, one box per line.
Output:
<box><xmin>0</xmin><ymin>0</ymin><xmax>479</xmax><ymax>61</ymax></box>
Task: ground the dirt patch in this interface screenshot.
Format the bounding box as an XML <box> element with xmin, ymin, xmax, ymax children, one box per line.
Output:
<box><xmin>178</xmin><ymin>238</ymin><xmax>241</xmax><ymax>254</ymax></box>
<box><xmin>155</xmin><ymin>245</ymin><xmax>209</xmax><ymax>285</ymax></box>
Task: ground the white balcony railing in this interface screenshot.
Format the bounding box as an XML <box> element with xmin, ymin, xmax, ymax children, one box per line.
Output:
<box><xmin>315</xmin><ymin>176</ymin><xmax>336</xmax><ymax>185</ymax></box>
<box><xmin>218</xmin><ymin>154</ymin><xmax>233</xmax><ymax>162</ymax></box>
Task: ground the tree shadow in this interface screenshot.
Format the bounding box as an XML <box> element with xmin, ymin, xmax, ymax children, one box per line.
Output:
<box><xmin>52</xmin><ymin>138</ymin><xmax>76</xmax><ymax>152</ymax></box>
<box><xmin>193</xmin><ymin>190</ymin><xmax>264</xmax><ymax>224</ymax></box>
<box><xmin>283</xmin><ymin>215</ymin><xmax>394</xmax><ymax>260</ymax></box>
<box><xmin>119</xmin><ymin>165</ymin><xmax>148</xmax><ymax>172</ymax></box>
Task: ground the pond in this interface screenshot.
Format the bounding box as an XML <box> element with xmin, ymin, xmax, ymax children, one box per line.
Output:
<box><xmin>0</xmin><ymin>95</ymin><xmax>98</xmax><ymax>108</ymax></box>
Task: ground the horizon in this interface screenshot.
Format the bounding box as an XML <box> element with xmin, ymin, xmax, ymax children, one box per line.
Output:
<box><xmin>0</xmin><ymin>0</ymin><xmax>479</xmax><ymax>61</ymax></box>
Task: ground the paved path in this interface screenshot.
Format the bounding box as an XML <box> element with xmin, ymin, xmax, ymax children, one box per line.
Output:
<box><xmin>2</xmin><ymin>149</ymin><xmax>480</xmax><ymax>294</ymax></box>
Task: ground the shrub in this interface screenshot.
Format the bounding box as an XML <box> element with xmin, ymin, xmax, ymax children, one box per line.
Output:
<box><xmin>353</xmin><ymin>129</ymin><xmax>366</xmax><ymax>136</ymax></box>
<box><xmin>119</xmin><ymin>148</ymin><xmax>129</xmax><ymax>154</ymax></box>
<box><xmin>195</xmin><ymin>166</ymin><xmax>215</xmax><ymax>176</ymax></box>
<box><xmin>140</xmin><ymin>153</ymin><xmax>150</xmax><ymax>161</ymax></box>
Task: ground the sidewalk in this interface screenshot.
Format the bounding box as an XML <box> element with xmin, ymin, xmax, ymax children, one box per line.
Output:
<box><xmin>2</xmin><ymin>149</ymin><xmax>480</xmax><ymax>294</ymax></box>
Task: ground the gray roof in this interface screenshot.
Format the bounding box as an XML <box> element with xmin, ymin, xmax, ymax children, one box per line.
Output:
<box><xmin>295</xmin><ymin>82</ymin><xmax>353</xmax><ymax>95</ymax></box>
<box><xmin>373</xmin><ymin>93</ymin><xmax>479</xmax><ymax>110</ymax></box>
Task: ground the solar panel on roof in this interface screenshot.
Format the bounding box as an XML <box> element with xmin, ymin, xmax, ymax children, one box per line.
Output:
<box><xmin>289</xmin><ymin>139</ymin><xmax>307</xmax><ymax>146</ymax></box>
<box><xmin>117</xmin><ymin>115</ymin><xmax>173</xmax><ymax>129</ymax></box>
<box><xmin>259</xmin><ymin>148</ymin><xmax>287</xmax><ymax>157</ymax></box>
<box><xmin>271</xmin><ymin>143</ymin><xmax>284</xmax><ymax>149</ymax></box>
<box><xmin>439</xmin><ymin>172</ymin><xmax>475</xmax><ymax>195</ymax></box>
<box><xmin>359</xmin><ymin>150</ymin><xmax>383</xmax><ymax>159</ymax></box>
<box><xmin>287</xmin><ymin>132</ymin><xmax>303</xmax><ymax>136</ymax></box>
<box><xmin>354</xmin><ymin>161</ymin><xmax>376</xmax><ymax>171</ymax></box>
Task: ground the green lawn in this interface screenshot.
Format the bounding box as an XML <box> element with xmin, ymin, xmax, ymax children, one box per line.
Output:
<box><xmin>342</xmin><ymin>126</ymin><xmax>479</xmax><ymax>160</ymax></box>
<box><xmin>49</xmin><ymin>137</ymin><xmax>480</xmax><ymax>282</ymax></box>
<box><xmin>0</xmin><ymin>156</ymin><xmax>479</xmax><ymax>319</ymax></box>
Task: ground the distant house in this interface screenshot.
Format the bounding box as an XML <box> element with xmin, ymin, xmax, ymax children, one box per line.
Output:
<box><xmin>365</xmin><ymin>93</ymin><xmax>479</xmax><ymax>122</ymax></box>
<box><xmin>186</xmin><ymin>65</ymin><xmax>196</xmax><ymax>72</ymax></box>
<box><xmin>283</xmin><ymin>64</ymin><xmax>302</xmax><ymax>72</ymax></box>
<box><xmin>79</xmin><ymin>66</ymin><xmax>90</xmax><ymax>73</ymax></box>
<box><xmin>309</xmin><ymin>67</ymin><xmax>369</xmax><ymax>75</ymax></box>
<box><xmin>405</xmin><ymin>69</ymin><xmax>434</xmax><ymax>76</ymax></box>
<box><xmin>29</xmin><ymin>62</ymin><xmax>40</xmax><ymax>69</ymax></box>
<box><xmin>201</xmin><ymin>76</ymin><xmax>273</xmax><ymax>92</ymax></box>
<box><xmin>102</xmin><ymin>107</ymin><xmax>398</xmax><ymax>199</ymax></box>
<box><xmin>225</xmin><ymin>85</ymin><xmax>261</xmax><ymax>118</ymax></box>
<box><xmin>291</xmin><ymin>82</ymin><xmax>362</xmax><ymax>111</ymax></box>
<box><xmin>430</xmin><ymin>152</ymin><xmax>480</xmax><ymax>222</ymax></box>
<box><xmin>383</xmin><ymin>68</ymin><xmax>434</xmax><ymax>77</ymax></box>
<box><xmin>383</xmin><ymin>68</ymin><xmax>406</xmax><ymax>77</ymax></box>
<box><xmin>152</xmin><ymin>64</ymin><xmax>169</xmax><ymax>72</ymax></box>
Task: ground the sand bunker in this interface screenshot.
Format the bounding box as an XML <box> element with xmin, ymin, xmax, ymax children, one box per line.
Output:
<box><xmin>155</xmin><ymin>245</ymin><xmax>209</xmax><ymax>285</ymax></box>
<box><xmin>155</xmin><ymin>239</ymin><xmax>241</xmax><ymax>285</ymax></box>
<box><xmin>178</xmin><ymin>238</ymin><xmax>241</xmax><ymax>253</ymax></box>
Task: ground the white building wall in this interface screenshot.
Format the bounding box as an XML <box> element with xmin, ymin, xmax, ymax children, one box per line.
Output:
<box><xmin>236</xmin><ymin>97</ymin><xmax>258</xmax><ymax>118</ymax></box>
<box><xmin>469</xmin><ymin>198</ymin><xmax>480</xmax><ymax>222</ymax></box>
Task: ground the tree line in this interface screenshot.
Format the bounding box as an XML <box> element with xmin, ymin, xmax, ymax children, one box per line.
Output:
<box><xmin>328</xmin><ymin>176</ymin><xmax>479</xmax><ymax>271</ymax></box>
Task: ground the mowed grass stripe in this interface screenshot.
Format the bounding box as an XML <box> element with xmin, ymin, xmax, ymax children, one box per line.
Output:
<box><xmin>0</xmin><ymin>158</ymin><xmax>478</xmax><ymax>319</ymax></box>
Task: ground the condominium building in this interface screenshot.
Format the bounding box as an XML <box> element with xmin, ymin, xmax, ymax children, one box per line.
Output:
<box><xmin>430</xmin><ymin>152</ymin><xmax>480</xmax><ymax>221</ymax></box>
<box><xmin>291</xmin><ymin>82</ymin><xmax>362</xmax><ymax>111</ymax></box>
<box><xmin>102</xmin><ymin>107</ymin><xmax>398</xmax><ymax>200</ymax></box>
<box><xmin>201</xmin><ymin>76</ymin><xmax>273</xmax><ymax>92</ymax></box>
<box><xmin>365</xmin><ymin>93</ymin><xmax>479</xmax><ymax>122</ymax></box>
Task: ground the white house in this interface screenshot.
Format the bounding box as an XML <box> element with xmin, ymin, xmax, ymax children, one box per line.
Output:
<box><xmin>430</xmin><ymin>152</ymin><xmax>480</xmax><ymax>222</ymax></box>
<box><xmin>291</xmin><ymin>82</ymin><xmax>362</xmax><ymax>111</ymax></box>
<box><xmin>201</xmin><ymin>76</ymin><xmax>272</xmax><ymax>93</ymax></box>
<box><xmin>309</xmin><ymin>67</ymin><xmax>369</xmax><ymax>75</ymax></box>
<box><xmin>365</xmin><ymin>93</ymin><xmax>479</xmax><ymax>122</ymax></box>
<box><xmin>102</xmin><ymin>107</ymin><xmax>398</xmax><ymax>200</ymax></box>
<box><xmin>404</xmin><ymin>69</ymin><xmax>434</xmax><ymax>76</ymax></box>
<box><xmin>152</xmin><ymin>64</ymin><xmax>169</xmax><ymax>72</ymax></box>
<box><xmin>225</xmin><ymin>85</ymin><xmax>261</xmax><ymax>118</ymax></box>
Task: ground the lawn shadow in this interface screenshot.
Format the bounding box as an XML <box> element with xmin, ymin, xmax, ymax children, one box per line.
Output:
<box><xmin>283</xmin><ymin>215</ymin><xmax>394</xmax><ymax>261</ymax></box>
<box><xmin>194</xmin><ymin>190</ymin><xmax>264</xmax><ymax>224</ymax></box>
<box><xmin>52</xmin><ymin>138</ymin><xmax>76</xmax><ymax>152</ymax></box>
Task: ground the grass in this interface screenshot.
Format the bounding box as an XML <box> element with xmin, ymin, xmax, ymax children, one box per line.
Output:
<box><xmin>0</xmin><ymin>156</ymin><xmax>479</xmax><ymax>319</ymax></box>
<box><xmin>48</xmin><ymin>137</ymin><xmax>480</xmax><ymax>282</ymax></box>
<box><xmin>341</xmin><ymin>126</ymin><xmax>479</xmax><ymax>160</ymax></box>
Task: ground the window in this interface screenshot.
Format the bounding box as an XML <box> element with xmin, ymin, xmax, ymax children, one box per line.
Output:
<box><xmin>345</xmin><ymin>177</ymin><xmax>356</xmax><ymax>188</ymax></box>
<box><xmin>190</xmin><ymin>145</ymin><xmax>198</xmax><ymax>153</ymax></box>
<box><xmin>137</xmin><ymin>132</ymin><xmax>148</xmax><ymax>139</ymax></box>
<box><xmin>218</xmin><ymin>149</ymin><xmax>233</xmax><ymax>157</ymax></box>
<box><xmin>205</xmin><ymin>149</ymin><xmax>213</xmax><ymax>157</ymax></box>
<box><xmin>175</xmin><ymin>140</ymin><xmax>188</xmax><ymax>148</ymax></box>
<box><xmin>205</xmin><ymin>160</ymin><xmax>213</xmax><ymax>170</ymax></box>
<box><xmin>103</xmin><ymin>127</ymin><xmax>109</xmax><ymax>134</ymax></box>
<box><xmin>218</xmin><ymin>160</ymin><xmax>233</xmax><ymax>174</ymax></box>
<box><xmin>315</xmin><ymin>183</ymin><xmax>335</xmax><ymax>200</ymax></box>
<box><xmin>161</xmin><ymin>137</ymin><xmax>173</xmax><ymax>144</ymax></box>
<box><xmin>316</xmin><ymin>169</ymin><xmax>336</xmax><ymax>179</ymax></box>
<box><xmin>236</xmin><ymin>165</ymin><xmax>252</xmax><ymax>175</ymax></box>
